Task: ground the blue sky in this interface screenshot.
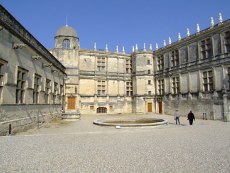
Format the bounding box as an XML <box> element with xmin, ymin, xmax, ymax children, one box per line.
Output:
<box><xmin>1</xmin><ymin>0</ymin><xmax>230</xmax><ymax>52</ymax></box>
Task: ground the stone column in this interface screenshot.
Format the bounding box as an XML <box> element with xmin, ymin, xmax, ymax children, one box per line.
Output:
<box><xmin>222</xmin><ymin>91</ymin><xmax>229</xmax><ymax>122</ymax></box>
<box><xmin>198</xmin><ymin>70</ymin><xmax>203</xmax><ymax>99</ymax></box>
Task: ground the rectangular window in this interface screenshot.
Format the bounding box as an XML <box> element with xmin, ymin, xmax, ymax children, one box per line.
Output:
<box><xmin>126</xmin><ymin>59</ymin><xmax>132</xmax><ymax>73</ymax></box>
<box><xmin>0</xmin><ymin>64</ymin><xmax>3</xmax><ymax>86</ymax></box>
<box><xmin>148</xmin><ymin>91</ymin><xmax>151</xmax><ymax>95</ymax></box>
<box><xmin>203</xmin><ymin>70</ymin><xmax>213</xmax><ymax>92</ymax></box>
<box><xmin>59</xmin><ymin>85</ymin><xmax>64</xmax><ymax>104</ymax></box>
<box><xmin>224</xmin><ymin>31</ymin><xmax>230</xmax><ymax>53</ymax></box>
<box><xmin>201</xmin><ymin>38</ymin><xmax>213</xmax><ymax>59</ymax></box>
<box><xmin>16</xmin><ymin>68</ymin><xmax>27</xmax><ymax>104</ymax></box>
<box><xmin>157</xmin><ymin>55</ymin><xmax>164</xmax><ymax>70</ymax></box>
<box><xmin>45</xmin><ymin>79</ymin><xmax>51</xmax><ymax>104</ymax></box>
<box><xmin>97</xmin><ymin>57</ymin><xmax>106</xmax><ymax>72</ymax></box>
<box><xmin>148</xmin><ymin>70</ymin><xmax>151</xmax><ymax>74</ymax></box>
<box><xmin>172</xmin><ymin>77</ymin><xmax>180</xmax><ymax>94</ymax></box>
<box><xmin>33</xmin><ymin>74</ymin><xmax>40</xmax><ymax>104</ymax></box>
<box><xmin>148</xmin><ymin>80</ymin><xmax>151</xmax><ymax>85</ymax></box>
<box><xmin>171</xmin><ymin>50</ymin><xmax>179</xmax><ymax>67</ymax></box>
<box><xmin>228</xmin><ymin>68</ymin><xmax>230</xmax><ymax>89</ymax></box>
<box><xmin>126</xmin><ymin>81</ymin><xmax>133</xmax><ymax>96</ymax></box>
<box><xmin>158</xmin><ymin>79</ymin><xmax>164</xmax><ymax>95</ymax></box>
<box><xmin>0</xmin><ymin>64</ymin><xmax>4</xmax><ymax>101</ymax></box>
<box><xmin>97</xmin><ymin>80</ymin><xmax>106</xmax><ymax>96</ymax></box>
<box><xmin>53</xmin><ymin>82</ymin><xmax>58</xmax><ymax>104</ymax></box>
<box><xmin>147</xmin><ymin>59</ymin><xmax>151</xmax><ymax>65</ymax></box>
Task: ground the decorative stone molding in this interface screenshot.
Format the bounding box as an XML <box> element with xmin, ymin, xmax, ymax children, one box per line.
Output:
<box><xmin>12</xmin><ymin>43</ymin><xmax>26</xmax><ymax>49</ymax></box>
<box><xmin>42</xmin><ymin>63</ymin><xmax>52</xmax><ymax>68</ymax></box>
<box><xmin>31</xmin><ymin>55</ymin><xmax>41</xmax><ymax>60</ymax></box>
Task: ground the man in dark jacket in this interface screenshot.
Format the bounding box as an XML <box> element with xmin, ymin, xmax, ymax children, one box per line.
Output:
<box><xmin>187</xmin><ymin>111</ymin><xmax>195</xmax><ymax>125</ymax></box>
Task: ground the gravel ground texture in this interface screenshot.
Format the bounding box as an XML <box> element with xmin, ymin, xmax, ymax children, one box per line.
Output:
<box><xmin>0</xmin><ymin>113</ymin><xmax>230</xmax><ymax>173</ymax></box>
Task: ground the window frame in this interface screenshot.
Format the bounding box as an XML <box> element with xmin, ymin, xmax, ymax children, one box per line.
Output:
<box><xmin>53</xmin><ymin>82</ymin><xmax>58</xmax><ymax>104</ymax></box>
<box><xmin>224</xmin><ymin>31</ymin><xmax>230</xmax><ymax>53</ymax></box>
<box><xmin>157</xmin><ymin>55</ymin><xmax>164</xmax><ymax>70</ymax></box>
<box><xmin>158</xmin><ymin>79</ymin><xmax>164</xmax><ymax>95</ymax></box>
<box><xmin>172</xmin><ymin>76</ymin><xmax>180</xmax><ymax>94</ymax></box>
<box><xmin>171</xmin><ymin>50</ymin><xmax>179</xmax><ymax>67</ymax></box>
<box><xmin>126</xmin><ymin>81</ymin><xmax>133</xmax><ymax>96</ymax></box>
<box><xmin>126</xmin><ymin>59</ymin><xmax>132</xmax><ymax>73</ymax></box>
<box><xmin>45</xmin><ymin>79</ymin><xmax>51</xmax><ymax>104</ymax></box>
<box><xmin>16</xmin><ymin>68</ymin><xmax>27</xmax><ymax>104</ymax></box>
<box><xmin>97</xmin><ymin>80</ymin><xmax>106</xmax><ymax>96</ymax></box>
<box><xmin>200</xmin><ymin>38</ymin><xmax>213</xmax><ymax>59</ymax></box>
<box><xmin>33</xmin><ymin>74</ymin><xmax>41</xmax><ymax>104</ymax></box>
<box><xmin>203</xmin><ymin>70</ymin><xmax>213</xmax><ymax>92</ymax></box>
<box><xmin>62</xmin><ymin>39</ymin><xmax>70</xmax><ymax>49</ymax></box>
<box><xmin>97</xmin><ymin>57</ymin><xmax>106</xmax><ymax>72</ymax></box>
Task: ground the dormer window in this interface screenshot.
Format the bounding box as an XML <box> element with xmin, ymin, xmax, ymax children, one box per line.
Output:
<box><xmin>62</xmin><ymin>39</ymin><xmax>70</xmax><ymax>49</ymax></box>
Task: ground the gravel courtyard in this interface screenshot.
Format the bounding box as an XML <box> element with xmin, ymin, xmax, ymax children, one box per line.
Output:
<box><xmin>0</xmin><ymin>113</ymin><xmax>230</xmax><ymax>173</ymax></box>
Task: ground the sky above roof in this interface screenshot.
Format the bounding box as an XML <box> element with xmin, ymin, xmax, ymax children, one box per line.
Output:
<box><xmin>1</xmin><ymin>0</ymin><xmax>230</xmax><ymax>52</ymax></box>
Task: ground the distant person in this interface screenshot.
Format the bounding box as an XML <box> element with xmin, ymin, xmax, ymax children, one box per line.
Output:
<box><xmin>187</xmin><ymin>111</ymin><xmax>195</xmax><ymax>125</ymax></box>
<box><xmin>174</xmin><ymin>110</ymin><xmax>180</xmax><ymax>125</ymax></box>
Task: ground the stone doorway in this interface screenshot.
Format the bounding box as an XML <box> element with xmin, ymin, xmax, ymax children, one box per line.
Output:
<box><xmin>147</xmin><ymin>103</ymin><xmax>152</xmax><ymax>112</ymax></box>
<box><xmin>158</xmin><ymin>102</ymin><xmax>162</xmax><ymax>113</ymax></box>
<box><xmin>67</xmin><ymin>97</ymin><xmax>76</xmax><ymax>110</ymax></box>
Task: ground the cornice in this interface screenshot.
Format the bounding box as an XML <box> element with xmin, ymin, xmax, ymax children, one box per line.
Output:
<box><xmin>0</xmin><ymin>5</ymin><xmax>66</xmax><ymax>74</ymax></box>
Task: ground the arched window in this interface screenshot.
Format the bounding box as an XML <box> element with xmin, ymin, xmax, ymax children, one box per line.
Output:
<box><xmin>62</xmin><ymin>39</ymin><xmax>70</xmax><ymax>49</ymax></box>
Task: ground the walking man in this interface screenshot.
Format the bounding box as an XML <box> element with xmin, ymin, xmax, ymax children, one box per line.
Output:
<box><xmin>187</xmin><ymin>110</ymin><xmax>195</xmax><ymax>125</ymax></box>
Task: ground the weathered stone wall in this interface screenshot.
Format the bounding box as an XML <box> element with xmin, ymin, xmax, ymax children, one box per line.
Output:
<box><xmin>0</xmin><ymin>7</ymin><xmax>65</xmax><ymax>135</ymax></box>
<box><xmin>0</xmin><ymin>104</ymin><xmax>61</xmax><ymax>135</ymax></box>
<box><xmin>164</xmin><ymin>98</ymin><xmax>223</xmax><ymax>120</ymax></box>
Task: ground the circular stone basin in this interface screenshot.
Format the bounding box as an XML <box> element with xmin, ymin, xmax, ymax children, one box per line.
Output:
<box><xmin>93</xmin><ymin>118</ymin><xmax>168</xmax><ymax>127</ymax></box>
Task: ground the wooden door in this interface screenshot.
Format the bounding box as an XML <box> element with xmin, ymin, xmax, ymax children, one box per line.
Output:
<box><xmin>67</xmin><ymin>97</ymin><xmax>76</xmax><ymax>110</ymax></box>
<box><xmin>147</xmin><ymin>103</ymin><xmax>152</xmax><ymax>112</ymax></box>
<box><xmin>158</xmin><ymin>102</ymin><xmax>162</xmax><ymax>113</ymax></box>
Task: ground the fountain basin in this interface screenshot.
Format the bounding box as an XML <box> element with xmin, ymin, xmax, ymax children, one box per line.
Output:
<box><xmin>93</xmin><ymin>118</ymin><xmax>168</xmax><ymax>127</ymax></box>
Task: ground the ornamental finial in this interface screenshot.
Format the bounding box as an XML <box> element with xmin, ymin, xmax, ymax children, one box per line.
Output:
<box><xmin>169</xmin><ymin>37</ymin><xmax>172</xmax><ymax>45</ymax></box>
<box><xmin>94</xmin><ymin>42</ymin><xmax>96</xmax><ymax>51</ymax></box>
<box><xmin>105</xmin><ymin>44</ymin><xmax>108</xmax><ymax>52</ymax></box>
<box><xmin>219</xmin><ymin>13</ymin><xmax>223</xmax><ymax>23</ymax></box>
<box><xmin>211</xmin><ymin>17</ymin><xmax>214</xmax><ymax>27</ymax></box>
<box><xmin>122</xmin><ymin>46</ymin><xmax>125</xmax><ymax>53</ymax></box>
<box><xmin>163</xmin><ymin>40</ymin><xmax>166</xmax><ymax>47</ymax></box>
<box><xmin>149</xmin><ymin>44</ymin><xmax>152</xmax><ymax>51</ymax></box>
<box><xmin>135</xmin><ymin>44</ymin><xmax>138</xmax><ymax>51</ymax></box>
<box><xmin>144</xmin><ymin>43</ymin><xmax>146</xmax><ymax>51</ymax></box>
<box><xmin>187</xmin><ymin>28</ymin><xmax>190</xmax><ymax>37</ymax></box>
<box><xmin>178</xmin><ymin>33</ymin><xmax>181</xmax><ymax>41</ymax></box>
<box><xmin>156</xmin><ymin>43</ymin><xmax>158</xmax><ymax>50</ymax></box>
<box><xmin>196</xmin><ymin>24</ymin><xmax>200</xmax><ymax>33</ymax></box>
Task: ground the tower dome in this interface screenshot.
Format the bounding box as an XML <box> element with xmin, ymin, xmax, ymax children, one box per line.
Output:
<box><xmin>54</xmin><ymin>25</ymin><xmax>79</xmax><ymax>49</ymax></box>
<box><xmin>55</xmin><ymin>25</ymin><xmax>78</xmax><ymax>38</ymax></box>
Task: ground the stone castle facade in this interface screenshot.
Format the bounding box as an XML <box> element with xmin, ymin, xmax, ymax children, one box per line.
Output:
<box><xmin>0</xmin><ymin>5</ymin><xmax>230</xmax><ymax>135</ymax></box>
<box><xmin>0</xmin><ymin>5</ymin><xmax>66</xmax><ymax>134</ymax></box>
<box><xmin>51</xmin><ymin>16</ymin><xmax>230</xmax><ymax>121</ymax></box>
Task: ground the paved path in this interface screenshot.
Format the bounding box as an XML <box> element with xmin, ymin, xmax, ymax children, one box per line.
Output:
<box><xmin>0</xmin><ymin>113</ymin><xmax>230</xmax><ymax>173</ymax></box>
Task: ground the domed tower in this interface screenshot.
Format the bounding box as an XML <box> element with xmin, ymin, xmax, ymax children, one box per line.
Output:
<box><xmin>52</xmin><ymin>25</ymin><xmax>80</xmax><ymax>113</ymax></box>
<box><xmin>55</xmin><ymin>25</ymin><xmax>79</xmax><ymax>49</ymax></box>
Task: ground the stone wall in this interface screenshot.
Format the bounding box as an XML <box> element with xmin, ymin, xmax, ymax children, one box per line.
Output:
<box><xmin>0</xmin><ymin>104</ymin><xmax>62</xmax><ymax>135</ymax></box>
<box><xmin>0</xmin><ymin>5</ymin><xmax>66</xmax><ymax>135</ymax></box>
